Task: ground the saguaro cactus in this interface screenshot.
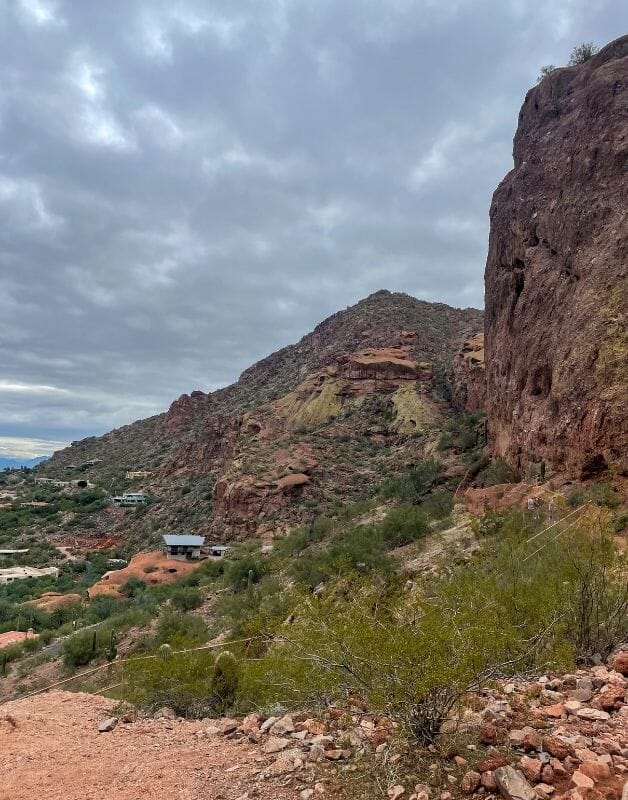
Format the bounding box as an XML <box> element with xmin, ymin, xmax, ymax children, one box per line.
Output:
<box><xmin>209</xmin><ymin>650</ymin><xmax>239</xmax><ymax>714</ymax></box>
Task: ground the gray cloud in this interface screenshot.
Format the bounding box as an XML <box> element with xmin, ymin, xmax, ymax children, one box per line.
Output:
<box><xmin>0</xmin><ymin>0</ymin><xmax>624</xmax><ymax>454</ymax></box>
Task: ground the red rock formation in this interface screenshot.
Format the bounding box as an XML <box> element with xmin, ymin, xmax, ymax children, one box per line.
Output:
<box><xmin>338</xmin><ymin>347</ymin><xmax>421</xmax><ymax>381</ymax></box>
<box><xmin>212</xmin><ymin>472</ymin><xmax>310</xmax><ymax>539</ymax></box>
<box><xmin>485</xmin><ymin>36</ymin><xmax>628</xmax><ymax>477</ymax></box>
<box><xmin>161</xmin><ymin>413</ymin><xmax>241</xmax><ymax>478</ymax></box>
<box><xmin>162</xmin><ymin>390</ymin><xmax>209</xmax><ymax>438</ymax></box>
<box><xmin>452</xmin><ymin>332</ymin><xmax>486</xmax><ymax>413</ymax></box>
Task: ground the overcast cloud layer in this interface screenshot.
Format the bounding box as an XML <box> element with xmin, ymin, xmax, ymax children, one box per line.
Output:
<box><xmin>0</xmin><ymin>0</ymin><xmax>625</xmax><ymax>456</ymax></box>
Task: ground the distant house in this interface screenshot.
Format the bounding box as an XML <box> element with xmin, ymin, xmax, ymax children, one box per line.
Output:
<box><xmin>112</xmin><ymin>492</ymin><xmax>150</xmax><ymax>507</ymax></box>
<box><xmin>0</xmin><ymin>629</ymin><xmax>38</xmax><ymax>650</ymax></box>
<box><xmin>0</xmin><ymin>566</ymin><xmax>59</xmax><ymax>585</ymax></box>
<box><xmin>125</xmin><ymin>470</ymin><xmax>152</xmax><ymax>479</ymax></box>
<box><xmin>163</xmin><ymin>534</ymin><xmax>205</xmax><ymax>561</ymax></box>
<box><xmin>208</xmin><ymin>544</ymin><xmax>230</xmax><ymax>558</ymax></box>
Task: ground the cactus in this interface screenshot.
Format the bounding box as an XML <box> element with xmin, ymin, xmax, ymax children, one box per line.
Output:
<box><xmin>209</xmin><ymin>650</ymin><xmax>239</xmax><ymax>714</ymax></box>
<box><xmin>158</xmin><ymin>643</ymin><xmax>173</xmax><ymax>661</ymax></box>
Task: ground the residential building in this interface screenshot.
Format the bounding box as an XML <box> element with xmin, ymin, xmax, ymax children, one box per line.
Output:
<box><xmin>112</xmin><ymin>492</ymin><xmax>150</xmax><ymax>507</ymax></box>
<box><xmin>0</xmin><ymin>629</ymin><xmax>38</xmax><ymax>649</ymax></box>
<box><xmin>208</xmin><ymin>544</ymin><xmax>231</xmax><ymax>558</ymax></box>
<box><xmin>0</xmin><ymin>566</ymin><xmax>59</xmax><ymax>585</ymax></box>
<box><xmin>163</xmin><ymin>534</ymin><xmax>205</xmax><ymax>561</ymax></box>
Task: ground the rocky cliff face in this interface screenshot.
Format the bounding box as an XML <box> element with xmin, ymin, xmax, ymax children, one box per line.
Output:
<box><xmin>485</xmin><ymin>36</ymin><xmax>628</xmax><ymax>478</ymax></box>
<box><xmin>452</xmin><ymin>332</ymin><xmax>486</xmax><ymax>413</ymax></box>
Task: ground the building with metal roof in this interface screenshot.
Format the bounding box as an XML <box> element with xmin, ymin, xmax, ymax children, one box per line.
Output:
<box><xmin>162</xmin><ymin>534</ymin><xmax>205</xmax><ymax>561</ymax></box>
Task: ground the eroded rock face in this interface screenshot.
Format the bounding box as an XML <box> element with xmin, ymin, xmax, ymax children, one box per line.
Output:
<box><xmin>452</xmin><ymin>332</ymin><xmax>486</xmax><ymax>413</ymax></box>
<box><xmin>484</xmin><ymin>36</ymin><xmax>628</xmax><ymax>477</ymax></box>
<box><xmin>212</xmin><ymin>472</ymin><xmax>311</xmax><ymax>539</ymax></box>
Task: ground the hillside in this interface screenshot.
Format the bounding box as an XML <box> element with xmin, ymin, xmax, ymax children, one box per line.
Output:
<box><xmin>35</xmin><ymin>291</ymin><xmax>483</xmax><ymax>548</ymax></box>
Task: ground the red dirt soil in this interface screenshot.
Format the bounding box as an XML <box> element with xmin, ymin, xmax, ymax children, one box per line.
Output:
<box><xmin>0</xmin><ymin>691</ymin><xmax>297</xmax><ymax>800</ymax></box>
<box><xmin>88</xmin><ymin>551</ymin><xmax>203</xmax><ymax>598</ymax></box>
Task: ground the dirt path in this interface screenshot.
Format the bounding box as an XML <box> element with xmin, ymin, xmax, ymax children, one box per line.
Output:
<box><xmin>0</xmin><ymin>692</ymin><xmax>300</xmax><ymax>800</ymax></box>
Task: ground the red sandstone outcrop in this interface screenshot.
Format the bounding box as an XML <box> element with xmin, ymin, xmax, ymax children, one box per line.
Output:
<box><xmin>160</xmin><ymin>413</ymin><xmax>241</xmax><ymax>478</ymax></box>
<box><xmin>452</xmin><ymin>332</ymin><xmax>486</xmax><ymax>413</ymax></box>
<box><xmin>212</xmin><ymin>472</ymin><xmax>311</xmax><ymax>539</ymax></box>
<box><xmin>484</xmin><ymin>36</ymin><xmax>628</xmax><ymax>478</ymax></box>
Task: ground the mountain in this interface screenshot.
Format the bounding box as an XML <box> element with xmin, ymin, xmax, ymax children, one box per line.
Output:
<box><xmin>0</xmin><ymin>456</ymin><xmax>48</xmax><ymax>470</ymax></box>
<box><xmin>485</xmin><ymin>35</ymin><xmax>628</xmax><ymax>479</ymax></box>
<box><xmin>38</xmin><ymin>290</ymin><xmax>483</xmax><ymax>546</ymax></box>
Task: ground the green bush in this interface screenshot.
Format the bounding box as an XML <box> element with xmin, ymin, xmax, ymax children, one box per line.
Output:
<box><xmin>289</xmin><ymin>526</ymin><xmax>392</xmax><ymax>589</ymax></box>
<box><xmin>380</xmin><ymin>460</ymin><xmax>442</xmax><ymax>504</ymax></box>
<box><xmin>121</xmin><ymin>577</ymin><xmax>146</xmax><ymax>598</ymax></box>
<box><xmin>170</xmin><ymin>587</ymin><xmax>203</xmax><ymax>612</ymax></box>
<box><xmin>154</xmin><ymin>610</ymin><xmax>207</xmax><ymax>647</ymax></box>
<box><xmin>121</xmin><ymin>649</ymin><xmax>217</xmax><ymax>717</ymax></box>
<box><xmin>476</xmin><ymin>458</ymin><xmax>519</xmax><ymax>487</ymax></box>
<box><xmin>243</xmin><ymin>515</ymin><xmax>627</xmax><ymax>743</ymax></box>
<box><xmin>568</xmin><ymin>42</ymin><xmax>597</xmax><ymax>65</ymax></box>
<box><xmin>62</xmin><ymin>630</ymin><xmax>100</xmax><ymax>668</ymax></box>
<box><xmin>380</xmin><ymin>506</ymin><xmax>429</xmax><ymax>548</ymax></box>
<box><xmin>422</xmin><ymin>490</ymin><xmax>454</xmax><ymax>520</ymax></box>
<box><xmin>224</xmin><ymin>555</ymin><xmax>265</xmax><ymax>592</ymax></box>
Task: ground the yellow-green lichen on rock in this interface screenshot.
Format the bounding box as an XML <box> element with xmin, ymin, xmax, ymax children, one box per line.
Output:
<box><xmin>287</xmin><ymin>378</ymin><xmax>343</xmax><ymax>429</ymax></box>
<box><xmin>391</xmin><ymin>382</ymin><xmax>437</xmax><ymax>434</ymax></box>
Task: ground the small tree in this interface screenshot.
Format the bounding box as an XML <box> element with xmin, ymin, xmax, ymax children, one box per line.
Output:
<box><xmin>568</xmin><ymin>43</ymin><xmax>598</xmax><ymax>65</ymax></box>
<box><xmin>538</xmin><ymin>64</ymin><xmax>556</xmax><ymax>81</ymax></box>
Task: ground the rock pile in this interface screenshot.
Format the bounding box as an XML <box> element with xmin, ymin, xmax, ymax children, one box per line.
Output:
<box><xmin>451</xmin><ymin>659</ymin><xmax>627</xmax><ymax>800</ymax></box>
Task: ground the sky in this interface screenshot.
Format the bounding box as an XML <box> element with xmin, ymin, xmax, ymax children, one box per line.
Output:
<box><xmin>0</xmin><ymin>0</ymin><xmax>625</xmax><ymax>458</ymax></box>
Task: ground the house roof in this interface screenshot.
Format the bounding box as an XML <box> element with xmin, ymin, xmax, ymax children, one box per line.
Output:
<box><xmin>163</xmin><ymin>534</ymin><xmax>205</xmax><ymax>547</ymax></box>
<box><xmin>0</xmin><ymin>630</ymin><xmax>37</xmax><ymax>649</ymax></box>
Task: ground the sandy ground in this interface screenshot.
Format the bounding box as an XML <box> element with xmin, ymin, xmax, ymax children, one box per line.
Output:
<box><xmin>0</xmin><ymin>691</ymin><xmax>299</xmax><ymax>800</ymax></box>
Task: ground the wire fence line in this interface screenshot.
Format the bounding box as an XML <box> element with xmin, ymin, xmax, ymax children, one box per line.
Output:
<box><xmin>0</xmin><ymin>636</ymin><xmax>257</xmax><ymax>706</ymax></box>
<box><xmin>0</xmin><ymin>504</ymin><xmax>604</xmax><ymax>708</ymax></box>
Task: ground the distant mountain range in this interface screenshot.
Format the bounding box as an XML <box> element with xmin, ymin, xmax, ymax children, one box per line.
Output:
<box><xmin>0</xmin><ymin>456</ymin><xmax>49</xmax><ymax>470</ymax></box>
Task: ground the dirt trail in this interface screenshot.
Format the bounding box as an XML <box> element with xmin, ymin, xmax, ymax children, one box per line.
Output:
<box><xmin>0</xmin><ymin>691</ymin><xmax>298</xmax><ymax>800</ymax></box>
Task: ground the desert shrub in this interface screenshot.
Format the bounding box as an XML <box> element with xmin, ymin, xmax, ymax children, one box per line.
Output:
<box><xmin>224</xmin><ymin>555</ymin><xmax>265</xmax><ymax>592</ymax></box>
<box><xmin>379</xmin><ymin>506</ymin><xmax>429</xmax><ymax>548</ymax></box>
<box><xmin>272</xmin><ymin>517</ymin><xmax>332</xmax><ymax>560</ymax></box>
<box><xmin>568</xmin><ymin>482</ymin><xmax>620</xmax><ymax>511</ymax></box>
<box><xmin>380</xmin><ymin>459</ymin><xmax>442</xmax><ymax>504</ymax></box>
<box><xmin>154</xmin><ymin>609</ymin><xmax>207</xmax><ymax>647</ymax></box>
<box><xmin>188</xmin><ymin>558</ymin><xmax>224</xmax><ymax>586</ymax></box>
<box><xmin>289</xmin><ymin>526</ymin><xmax>392</xmax><ymax>589</ymax></box>
<box><xmin>422</xmin><ymin>490</ymin><xmax>454</xmax><ymax>520</ymax></box>
<box><xmin>62</xmin><ymin>630</ymin><xmax>101</xmax><ymax>668</ymax></box>
<box><xmin>169</xmin><ymin>587</ymin><xmax>203</xmax><ymax>612</ymax></box>
<box><xmin>243</xmin><ymin>515</ymin><xmax>626</xmax><ymax>742</ymax></box>
<box><xmin>121</xmin><ymin>577</ymin><xmax>146</xmax><ymax>598</ymax></box>
<box><xmin>568</xmin><ymin>42</ymin><xmax>597</xmax><ymax>65</ymax></box>
<box><xmin>538</xmin><ymin>64</ymin><xmax>556</xmax><ymax>81</ymax></box>
<box><xmin>476</xmin><ymin>458</ymin><xmax>519</xmax><ymax>487</ymax></box>
<box><xmin>437</xmin><ymin>414</ymin><xmax>483</xmax><ymax>454</ymax></box>
<box><xmin>85</xmin><ymin>596</ymin><xmax>126</xmax><ymax>623</ymax></box>
<box><xmin>121</xmin><ymin>649</ymin><xmax>217</xmax><ymax>717</ymax></box>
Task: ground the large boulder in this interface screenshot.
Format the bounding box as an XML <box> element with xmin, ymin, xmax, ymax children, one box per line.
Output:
<box><xmin>494</xmin><ymin>766</ymin><xmax>536</xmax><ymax>800</ymax></box>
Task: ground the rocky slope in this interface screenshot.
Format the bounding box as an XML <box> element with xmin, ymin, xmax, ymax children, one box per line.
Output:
<box><xmin>39</xmin><ymin>291</ymin><xmax>483</xmax><ymax>544</ymax></box>
<box><xmin>484</xmin><ymin>35</ymin><xmax>628</xmax><ymax>479</ymax></box>
<box><xmin>1</xmin><ymin>655</ymin><xmax>626</xmax><ymax>800</ymax></box>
